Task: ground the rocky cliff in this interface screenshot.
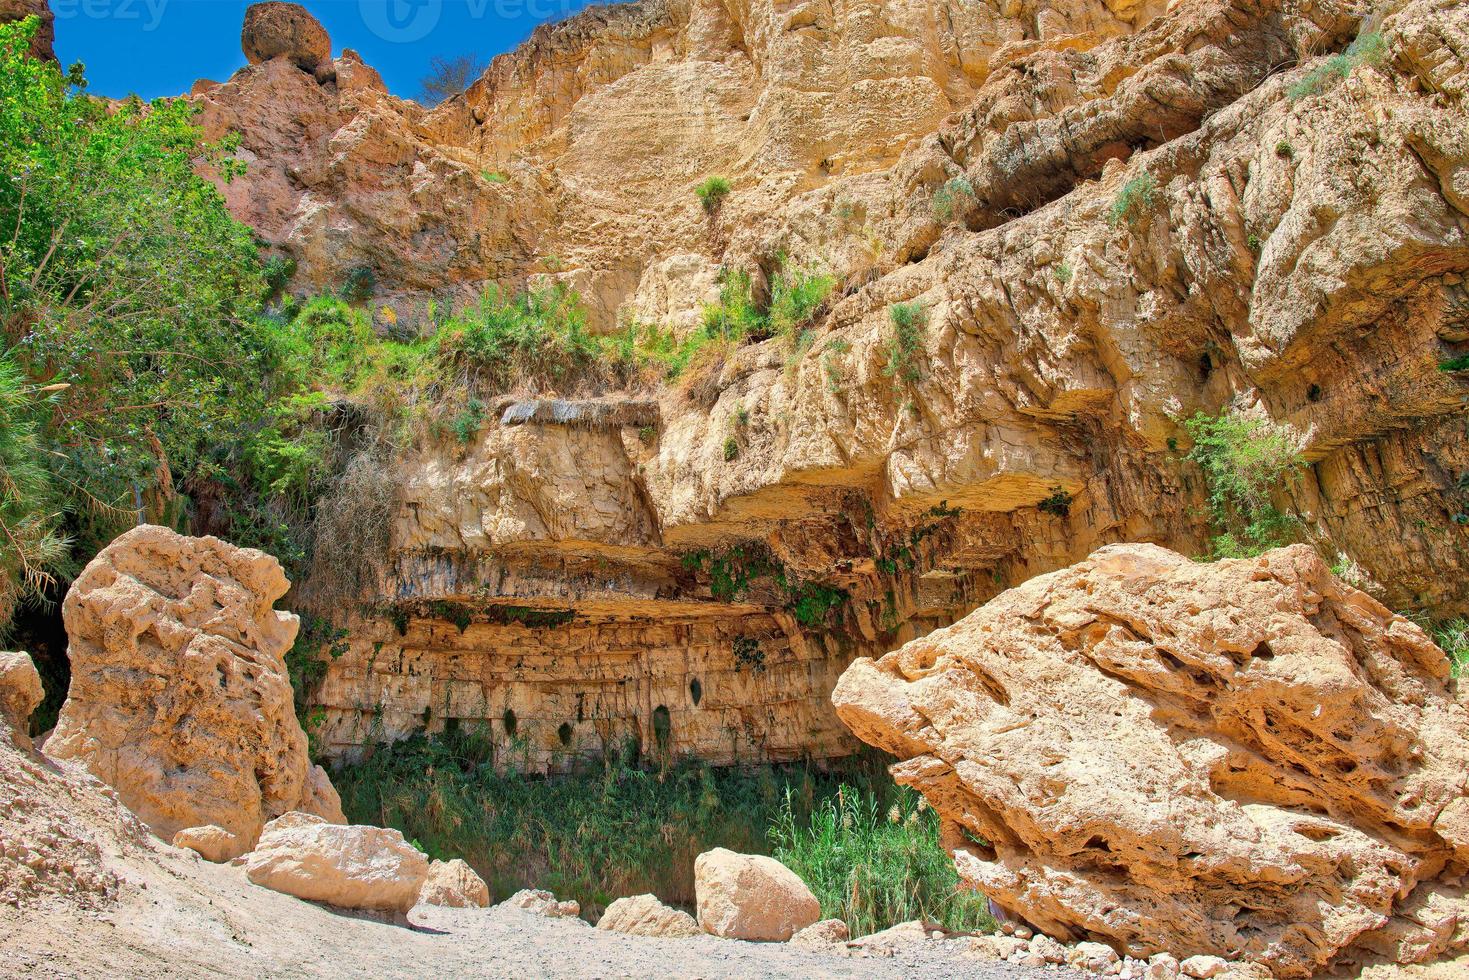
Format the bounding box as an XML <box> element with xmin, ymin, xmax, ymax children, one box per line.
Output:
<box><xmin>194</xmin><ymin>0</ymin><xmax>1469</xmax><ymax>770</ymax></box>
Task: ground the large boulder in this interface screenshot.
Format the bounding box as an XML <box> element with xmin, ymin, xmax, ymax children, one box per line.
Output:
<box><xmin>241</xmin><ymin>2</ymin><xmax>330</xmax><ymax>74</ymax></box>
<box><xmin>0</xmin><ymin>0</ymin><xmax>55</xmax><ymax>60</ymax></box>
<box><xmin>244</xmin><ymin>818</ymin><xmax>429</xmax><ymax>913</ymax></box>
<box><xmin>694</xmin><ymin>848</ymin><xmax>820</xmax><ymax>941</ymax></box>
<box><xmin>833</xmin><ymin>544</ymin><xmax>1469</xmax><ymax>977</ymax></box>
<box><xmin>0</xmin><ymin>651</ymin><xmax>43</xmax><ymax>747</ymax></box>
<box><xmin>46</xmin><ymin>525</ymin><xmax>344</xmax><ymax>846</ymax></box>
<box><xmin>597</xmin><ymin>894</ymin><xmax>701</xmax><ymax>938</ymax></box>
<box><xmin>417</xmin><ymin>858</ymin><xmax>489</xmax><ymax>909</ymax></box>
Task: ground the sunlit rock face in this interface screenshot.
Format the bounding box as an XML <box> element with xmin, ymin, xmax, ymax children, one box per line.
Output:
<box><xmin>197</xmin><ymin>0</ymin><xmax>1469</xmax><ymax>771</ymax></box>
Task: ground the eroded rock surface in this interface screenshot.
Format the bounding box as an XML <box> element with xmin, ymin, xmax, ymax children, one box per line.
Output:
<box><xmin>46</xmin><ymin>525</ymin><xmax>344</xmax><ymax>845</ymax></box>
<box><xmin>0</xmin><ymin>651</ymin><xmax>43</xmax><ymax>747</ymax></box>
<box><xmin>241</xmin><ymin>2</ymin><xmax>330</xmax><ymax>74</ymax></box>
<box><xmin>172</xmin><ymin>825</ymin><xmax>246</xmax><ymax>864</ymax></box>
<box><xmin>694</xmin><ymin>848</ymin><xmax>821</xmax><ymax>941</ymax></box>
<box><xmin>833</xmin><ymin>544</ymin><xmax>1469</xmax><ymax>977</ymax></box>
<box><xmin>501</xmin><ymin>888</ymin><xmax>582</xmax><ymax>920</ymax></box>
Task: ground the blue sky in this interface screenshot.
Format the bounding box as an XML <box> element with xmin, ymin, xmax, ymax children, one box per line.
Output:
<box><xmin>51</xmin><ymin>0</ymin><xmax>615</xmax><ymax>100</ymax></box>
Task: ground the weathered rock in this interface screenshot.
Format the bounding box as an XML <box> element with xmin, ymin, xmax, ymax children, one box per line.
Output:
<box><xmin>45</xmin><ymin>525</ymin><xmax>344</xmax><ymax>845</ymax></box>
<box><xmin>694</xmin><ymin>848</ymin><xmax>820</xmax><ymax>942</ymax></box>
<box><xmin>0</xmin><ymin>651</ymin><xmax>43</xmax><ymax>747</ymax></box>
<box><xmin>596</xmin><ymin>894</ymin><xmax>701</xmax><ymax>938</ymax></box>
<box><xmin>1180</xmin><ymin>956</ymin><xmax>1231</xmax><ymax>979</ymax></box>
<box><xmin>0</xmin><ymin>0</ymin><xmax>54</xmax><ymax>60</ymax></box>
<box><xmin>501</xmin><ymin>888</ymin><xmax>581</xmax><ymax>919</ymax></box>
<box><xmin>790</xmin><ymin>918</ymin><xmax>850</xmax><ymax>947</ymax></box>
<box><xmin>244</xmin><ymin>820</ymin><xmax>429</xmax><ymax>913</ymax></box>
<box><xmin>171</xmin><ymin>825</ymin><xmax>245</xmax><ymax>864</ymax></box>
<box><xmin>847</xmin><ymin>919</ymin><xmax>939</xmax><ymax>951</ymax></box>
<box><xmin>834</xmin><ymin>544</ymin><xmax>1469</xmax><ymax>977</ymax></box>
<box><xmin>240</xmin><ymin>2</ymin><xmax>330</xmax><ymax>74</ymax></box>
<box><xmin>417</xmin><ymin>858</ymin><xmax>489</xmax><ymax>909</ymax></box>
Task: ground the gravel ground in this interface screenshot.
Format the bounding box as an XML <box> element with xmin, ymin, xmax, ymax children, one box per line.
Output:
<box><xmin>1</xmin><ymin>853</ymin><xmax>1051</xmax><ymax>979</ymax></box>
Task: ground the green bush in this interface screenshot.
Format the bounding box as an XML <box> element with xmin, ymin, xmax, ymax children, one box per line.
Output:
<box><xmin>262</xmin><ymin>254</ymin><xmax>297</xmax><ymax>297</ymax></box>
<box><xmin>696</xmin><ymin>176</ymin><xmax>731</xmax><ymax>213</ymax></box>
<box><xmin>1053</xmin><ymin>262</ymin><xmax>1073</xmax><ymax>284</ymax></box>
<box><xmin>435</xmin><ymin>282</ymin><xmax>603</xmax><ymax>392</ymax></box>
<box><xmin>932</xmin><ymin>177</ymin><xmax>975</xmax><ymax>222</ymax></box>
<box><xmin>1439</xmin><ymin>355</ymin><xmax>1469</xmax><ymax>372</ymax></box>
<box><xmin>701</xmin><ymin>269</ymin><xmax>766</xmax><ymax>342</ymax></box>
<box><xmin>332</xmin><ymin>732</ymin><xmax>931</xmax><ymax>922</ymax></box>
<box><xmin>450</xmin><ymin>398</ymin><xmax>488</xmax><ymax>444</ymax></box>
<box><xmin>1183</xmin><ymin>410</ymin><xmax>1306</xmax><ymax>558</ymax></box>
<box><xmin>341</xmin><ymin>265</ymin><xmax>376</xmax><ymax>304</ymax></box>
<box><xmin>768</xmin><ymin>260</ymin><xmax>835</xmax><ymax>350</ymax></box>
<box><xmin>723</xmin><ymin>436</ymin><xmax>740</xmax><ymax>462</ymax></box>
<box><xmin>770</xmin><ymin>784</ymin><xmax>995</xmax><ymax>938</ymax></box>
<box><xmin>883</xmin><ymin>302</ymin><xmax>927</xmax><ymax>386</ymax></box>
<box><xmin>1108</xmin><ymin>173</ymin><xmax>1157</xmax><ymax>228</ymax></box>
<box><xmin>0</xmin><ymin>356</ymin><xmax>70</xmax><ymax>624</ymax></box>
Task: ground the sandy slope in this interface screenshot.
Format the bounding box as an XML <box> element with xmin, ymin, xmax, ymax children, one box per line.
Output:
<box><xmin>1</xmin><ymin>849</ymin><xmax>1050</xmax><ymax>979</ymax></box>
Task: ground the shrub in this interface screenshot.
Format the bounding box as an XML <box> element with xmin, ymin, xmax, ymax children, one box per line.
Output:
<box><xmin>451</xmin><ymin>398</ymin><xmax>488</xmax><ymax>444</ymax></box>
<box><xmin>435</xmin><ymin>282</ymin><xmax>602</xmax><ymax>393</ymax></box>
<box><xmin>1247</xmin><ymin>233</ymin><xmax>1263</xmax><ymax>254</ymax></box>
<box><xmin>262</xmin><ymin>254</ymin><xmax>297</xmax><ymax>297</ymax></box>
<box><xmin>768</xmin><ymin>259</ymin><xmax>835</xmax><ymax>350</ymax></box>
<box><xmin>1182</xmin><ymin>410</ymin><xmax>1306</xmax><ymax>558</ymax></box>
<box><xmin>0</xmin><ymin>356</ymin><xmax>70</xmax><ymax>625</ymax></box>
<box><xmin>481</xmin><ymin>170</ymin><xmax>508</xmax><ymax>184</ymax></box>
<box><xmin>931</xmin><ymin>177</ymin><xmax>975</xmax><ymax>222</ymax></box>
<box><xmin>1038</xmin><ymin>488</ymin><xmax>1073</xmax><ymax>518</ymax></box>
<box><xmin>701</xmin><ymin>269</ymin><xmax>765</xmax><ymax>343</ymax></box>
<box><xmin>1288</xmin><ymin>31</ymin><xmax>1385</xmax><ymax>101</ymax></box>
<box><xmin>770</xmin><ymin>784</ymin><xmax>995</xmax><ymax>938</ymax></box>
<box><xmin>1108</xmin><ymin>173</ymin><xmax>1157</xmax><ymax>228</ymax></box>
<box><xmin>883</xmin><ymin>302</ymin><xmax>927</xmax><ymax>386</ymax></box>
<box><xmin>1275</xmin><ymin>140</ymin><xmax>1294</xmax><ymax>158</ymax></box>
<box><xmin>723</xmin><ymin>436</ymin><xmax>740</xmax><ymax>462</ymax></box>
<box><xmin>1053</xmin><ymin>262</ymin><xmax>1073</xmax><ymax>284</ymax></box>
<box><xmin>696</xmin><ymin>176</ymin><xmax>731</xmax><ymax>213</ymax></box>
<box><xmin>341</xmin><ymin>265</ymin><xmax>376</xmax><ymax>304</ymax></box>
<box><xmin>1439</xmin><ymin>355</ymin><xmax>1469</xmax><ymax>372</ymax></box>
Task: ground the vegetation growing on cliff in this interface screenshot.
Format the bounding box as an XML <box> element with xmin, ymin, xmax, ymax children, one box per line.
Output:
<box><xmin>1182</xmin><ymin>410</ymin><xmax>1306</xmax><ymax>558</ymax></box>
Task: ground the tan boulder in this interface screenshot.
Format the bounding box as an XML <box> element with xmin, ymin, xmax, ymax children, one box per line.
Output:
<box><xmin>0</xmin><ymin>651</ymin><xmax>43</xmax><ymax>747</ymax></box>
<box><xmin>418</xmin><ymin>858</ymin><xmax>489</xmax><ymax>909</ymax></box>
<box><xmin>241</xmin><ymin>2</ymin><xmax>330</xmax><ymax>74</ymax></box>
<box><xmin>244</xmin><ymin>820</ymin><xmax>428</xmax><ymax>913</ymax></box>
<box><xmin>790</xmin><ymin>918</ymin><xmax>850</xmax><ymax>947</ymax></box>
<box><xmin>500</xmin><ymin>888</ymin><xmax>581</xmax><ymax>919</ymax></box>
<box><xmin>596</xmin><ymin>894</ymin><xmax>700</xmax><ymax>938</ymax></box>
<box><xmin>46</xmin><ymin>525</ymin><xmax>343</xmax><ymax>846</ymax></box>
<box><xmin>693</xmin><ymin>848</ymin><xmax>820</xmax><ymax>941</ymax></box>
<box><xmin>833</xmin><ymin>544</ymin><xmax>1469</xmax><ymax>977</ymax></box>
<box><xmin>171</xmin><ymin>825</ymin><xmax>246</xmax><ymax>864</ymax></box>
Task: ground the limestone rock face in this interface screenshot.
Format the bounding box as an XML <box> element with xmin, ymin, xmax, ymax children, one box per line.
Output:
<box><xmin>597</xmin><ymin>894</ymin><xmax>701</xmax><ymax>938</ymax></box>
<box><xmin>171</xmin><ymin>826</ymin><xmax>246</xmax><ymax>864</ymax></box>
<box><xmin>46</xmin><ymin>525</ymin><xmax>343</xmax><ymax>845</ymax></box>
<box><xmin>833</xmin><ymin>544</ymin><xmax>1469</xmax><ymax>977</ymax></box>
<box><xmin>417</xmin><ymin>858</ymin><xmax>489</xmax><ymax>909</ymax></box>
<box><xmin>694</xmin><ymin>848</ymin><xmax>820</xmax><ymax>941</ymax></box>
<box><xmin>244</xmin><ymin>820</ymin><xmax>429</xmax><ymax>913</ymax></box>
<box><xmin>0</xmin><ymin>0</ymin><xmax>54</xmax><ymax>60</ymax></box>
<box><xmin>195</xmin><ymin>0</ymin><xmax>1469</xmax><ymax>783</ymax></box>
<box><xmin>0</xmin><ymin>651</ymin><xmax>42</xmax><ymax>746</ymax></box>
<box><xmin>241</xmin><ymin>2</ymin><xmax>330</xmax><ymax>74</ymax></box>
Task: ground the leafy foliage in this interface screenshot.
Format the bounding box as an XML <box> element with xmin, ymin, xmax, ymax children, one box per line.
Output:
<box><xmin>771</xmin><ymin>784</ymin><xmax>995</xmax><ymax>937</ymax></box>
<box><xmin>1183</xmin><ymin>410</ymin><xmax>1306</xmax><ymax>558</ymax></box>
<box><xmin>1439</xmin><ymin>354</ymin><xmax>1469</xmax><ymax>372</ymax></box>
<box><xmin>1433</xmin><ymin>619</ymin><xmax>1469</xmax><ymax>678</ymax></box>
<box><xmin>0</xmin><ymin>356</ymin><xmax>69</xmax><ymax>623</ymax></box>
<box><xmin>1288</xmin><ymin>31</ymin><xmax>1385</xmax><ymax>101</ymax></box>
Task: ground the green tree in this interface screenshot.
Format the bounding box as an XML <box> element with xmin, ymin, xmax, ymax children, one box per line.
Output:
<box><xmin>0</xmin><ymin>355</ymin><xmax>68</xmax><ymax>623</ymax></box>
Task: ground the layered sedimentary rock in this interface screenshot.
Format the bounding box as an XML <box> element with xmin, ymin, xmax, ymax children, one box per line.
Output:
<box><xmin>193</xmin><ymin>0</ymin><xmax>1469</xmax><ymax>771</ymax></box>
<box><xmin>46</xmin><ymin>526</ymin><xmax>344</xmax><ymax>845</ymax></box>
<box><xmin>832</xmin><ymin>543</ymin><xmax>1469</xmax><ymax>977</ymax></box>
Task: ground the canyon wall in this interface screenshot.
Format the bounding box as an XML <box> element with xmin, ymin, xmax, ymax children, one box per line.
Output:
<box><xmin>196</xmin><ymin>0</ymin><xmax>1469</xmax><ymax>769</ymax></box>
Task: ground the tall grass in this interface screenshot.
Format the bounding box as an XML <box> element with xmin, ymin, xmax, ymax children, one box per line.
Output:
<box><xmin>331</xmin><ymin>731</ymin><xmax>984</xmax><ymax>932</ymax></box>
<box><xmin>771</xmin><ymin>784</ymin><xmax>995</xmax><ymax>938</ymax></box>
<box><xmin>1435</xmin><ymin>619</ymin><xmax>1469</xmax><ymax>678</ymax></box>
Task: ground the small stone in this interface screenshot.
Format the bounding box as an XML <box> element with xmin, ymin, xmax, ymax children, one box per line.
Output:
<box><xmin>1147</xmin><ymin>952</ymin><xmax>1181</xmax><ymax>980</ymax></box>
<box><xmin>1180</xmin><ymin>955</ymin><xmax>1230</xmax><ymax>979</ymax></box>
<box><xmin>1014</xmin><ymin>925</ymin><xmax>1034</xmax><ymax>939</ymax></box>
<box><xmin>1029</xmin><ymin>934</ymin><xmax>1067</xmax><ymax>964</ymax></box>
<box><xmin>501</xmin><ymin>888</ymin><xmax>581</xmax><ymax>919</ymax></box>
